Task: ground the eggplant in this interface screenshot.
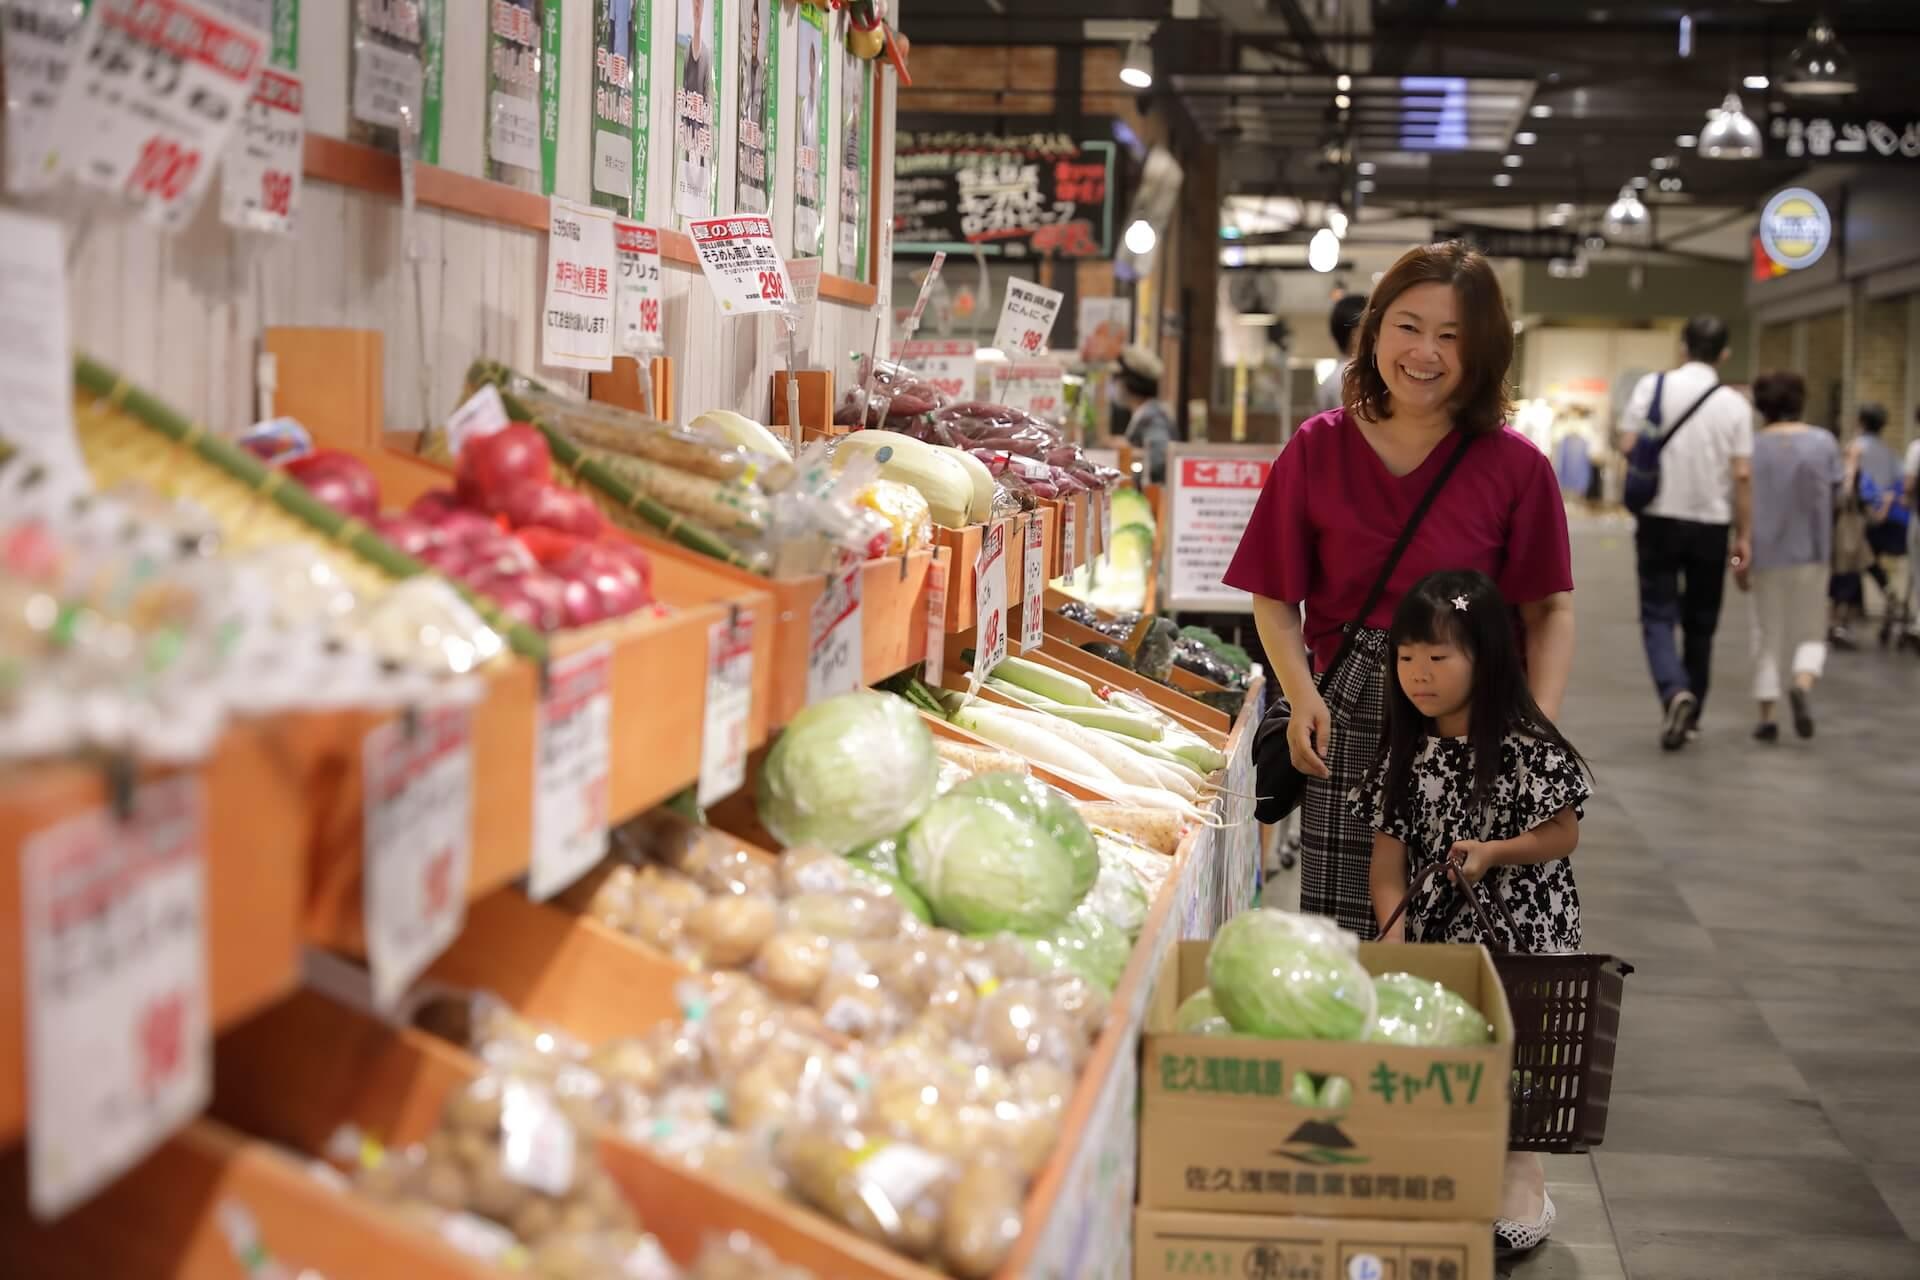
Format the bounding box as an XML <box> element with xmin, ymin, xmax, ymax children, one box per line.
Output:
<box><xmin>1081</xmin><ymin>641</ymin><xmax>1135</xmax><ymax>669</ymax></box>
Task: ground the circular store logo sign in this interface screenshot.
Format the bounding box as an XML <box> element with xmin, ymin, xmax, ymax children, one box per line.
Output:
<box><xmin>1759</xmin><ymin>188</ymin><xmax>1832</xmax><ymax>271</ymax></box>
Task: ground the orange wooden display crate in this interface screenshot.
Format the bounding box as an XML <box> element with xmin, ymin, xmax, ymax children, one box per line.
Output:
<box><xmin>0</xmin><ymin>720</ymin><xmax>314</xmax><ymax>1148</ymax></box>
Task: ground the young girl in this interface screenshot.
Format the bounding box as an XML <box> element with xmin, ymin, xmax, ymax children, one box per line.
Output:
<box><xmin>1350</xmin><ymin>567</ymin><xmax>1592</xmax><ymax>1253</ymax></box>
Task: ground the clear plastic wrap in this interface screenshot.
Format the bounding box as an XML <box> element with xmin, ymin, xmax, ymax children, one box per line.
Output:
<box><xmin>1366</xmin><ymin>972</ymin><xmax>1494</xmax><ymax>1047</ymax></box>
<box><xmin>775</xmin><ymin>1123</ymin><xmax>958</xmax><ymax>1258</ymax></box>
<box><xmin>1173</xmin><ymin>987</ymin><xmax>1234</xmax><ymax>1036</ymax></box>
<box><xmin>756</xmin><ymin>692</ymin><xmax>940</xmax><ymax>854</ymax></box>
<box><xmin>1206</xmin><ymin>909</ymin><xmax>1378</xmax><ymax>1041</ymax></box>
<box><xmin>690</xmin><ymin>1231</ymin><xmax>817</xmax><ymax>1280</ymax></box>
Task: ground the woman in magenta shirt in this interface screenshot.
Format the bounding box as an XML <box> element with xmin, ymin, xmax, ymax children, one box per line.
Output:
<box><xmin>1226</xmin><ymin>242</ymin><xmax>1576</xmax><ymax>938</ymax></box>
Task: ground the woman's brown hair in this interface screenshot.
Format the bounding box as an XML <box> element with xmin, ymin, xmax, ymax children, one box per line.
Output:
<box><xmin>1341</xmin><ymin>240</ymin><xmax>1515</xmax><ymax>436</ymax></box>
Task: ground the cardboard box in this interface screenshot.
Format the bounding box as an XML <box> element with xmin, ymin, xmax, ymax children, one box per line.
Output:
<box><xmin>1135</xmin><ymin>1208</ymin><xmax>1493</xmax><ymax>1280</ymax></box>
<box><xmin>1138</xmin><ymin>940</ymin><xmax>1513</xmax><ymax>1222</ymax></box>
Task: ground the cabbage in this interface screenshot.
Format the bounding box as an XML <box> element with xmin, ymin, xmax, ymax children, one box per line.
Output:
<box><xmin>949</xmin><ymin>772</ymin><xmax>1098</xmax><ymax>902</ymax></box>
<box><xmin>1366</xmin><ymin>972</ymin><xmax>1493</xmax><ymax>1047</ymax></box>
<box><xmin>1206</xmin><ymin>909</ymin><xmax>1376</xmax><ymax>1041</ymax></box>
<box><xmin>1083</xmin><ymin>843</ymin><xmax>1150</xmax><ymax>939</ymax></box>
<box><xmin>902</xmin><ymin>793</ymin><xmax>1086</xmax><ymax>934</ymax></box>
<box><xmin>847</xmin><ymin>834</ymin><xmax>903</xmax><ymax>875</ymax></box>
<box><xmin>845</xmin><ymin>860</ymin><xmax>934</xmax><ymax>924</ymax></box>
<box><xmin>1174</xmin><ymin>988</ymin><xmax>1232</xmax><ymax>1036</ymax></box>
<box><xmin>757</xmin><ymin>692</ymin><xmax>937</xmax><ymax>853</ymax></box>
<box><xmin>1016</xmin><ymin>906</ymin><xmax>1131</xmax><ymax>992</ymax></box>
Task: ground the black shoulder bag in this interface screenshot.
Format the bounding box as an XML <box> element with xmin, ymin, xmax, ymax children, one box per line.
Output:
<box><xmin>1252</xmin><ymin>434</ymin><xmax>1475</xmax><ymax>824</ymax></box>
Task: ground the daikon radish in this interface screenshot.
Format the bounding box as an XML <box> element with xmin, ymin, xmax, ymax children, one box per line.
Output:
<box><xmin>1074</xmin><ymin>804</ymin><xmax>1185</xmax><ymax>854</ymax></box>
<box><xmin>991</xmin><ymin>706</ymin><xmax>1191</xmax><ymax>796</ymax></box>
<box><xmin>990</xmin><ymin>655</ymin><xmax>1104</xmax><ymax>708</ymax></box>
<box><xmin>950</xmin><ymin>705</ymin><xmax>1121</xmax><ymax>783</ymax></box>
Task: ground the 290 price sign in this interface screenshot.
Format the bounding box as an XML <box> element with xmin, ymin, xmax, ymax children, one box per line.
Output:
<box><xmin>688</xmin><ymin>214</ymin><xmax>797</xmax><ymax>317</ymax></box>
<box><xmin>50</xmin><ymin>0</ymin><xmax>268</xmax><ymax>230</ymax></box>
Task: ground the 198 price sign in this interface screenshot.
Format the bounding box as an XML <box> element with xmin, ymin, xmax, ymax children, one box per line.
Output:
<box><xmin>51</xmin><ymin>0</ymin><xmax>268</xmax><ymax>230</ymax></box>
<box><xmin>221</xmin><ymin>66</ymin><xmax>303</xmax><ymax>234</ymax></box>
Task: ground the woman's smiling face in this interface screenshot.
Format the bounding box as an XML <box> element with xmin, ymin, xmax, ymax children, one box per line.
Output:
<box><xmin>1374</xmin><ymin>281</ymin><xmax>1465</xmax><ymax>418</ymax></box>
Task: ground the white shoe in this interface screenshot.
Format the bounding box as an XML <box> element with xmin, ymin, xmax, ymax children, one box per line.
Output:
<box><xmin>1494</xmin><ymin>1189</ymin><xmax>1556</xmax><ymax>1255</ymax></box>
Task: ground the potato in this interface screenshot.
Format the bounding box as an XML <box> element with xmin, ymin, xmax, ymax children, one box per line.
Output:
<box><xmin>417</xmin><ymin>1156</ymin><xmax>470</xmax><ymax>1212</ymax></box>
<box><xmin>870</xmin><ymin>1077</ymin><xmax>963</xmax><ymax>1156</ymax></box>
<box><xmin>628</xmin><ymin>866</ymin><xmax>710</xmax><ymax>952</ymax></box>
<box><xmin>1011</xmin><ymin>1060</ymin><xmax>1077</xmax><ymax>1113</ymax></box>
<box><xmin>682</xmin><ymin>844</ymin><xmax>779</xmax><ymax>898</ymax></box>
<box><xmin>975</xmin><ymin>982</ymin><xmax>1077</xmax><ymax>1068</ymax></box>
<box><xmin>755</xmin><ymin>929</ymin><xmax>833</xmax><ymax>1002</ymax></box>
<box><xmin>1041</xmin><ymin>972</ymin><xmax>1109</xmax><ymax>1041</ymax></box>
<box><xmin>444</xmin><ymin>1077</ymin><xmax>506</xmax><ymax>1136</ymax></box>
<box><xmin>466</xmin><ymin>1157</ymin><xmax>532</xmax><ymax>1223</ymax></box>
<box><xmin>923</xmin><ymin>972</ymin><xmax>978</xmax><ymax>1031</ymax></box>
<box><xmin>781</xmin><ymin>891</ymin><xmax>902</xmax><ymax>940</ymax></box>
<box><xmin>814</xmin><ymin>970</ymin><xmax>901</xmax><ymax>1039</ymax></box>
<box><xmin>687</xmin><ymin>893</ymin><xmax>779</xmax><ymax>968</ymax></box>
<box><xmin>565</xmin><ymin>863</ymin><xmax>639</xmax><ymax>928</ymax></box>
<box><xmin>777</xmin><ymin>1126</ymin><xmax>953</xmax><ymax>1256</ymax></box>
<box><xmin>509</xmin><ymin>1193</ymin><xmax>561</xmax><ymax>1244</ymax></box>
<box><xmin>778</xmin><ymin>846</ymin><xmax>857</xmax><ymax>897</ymax></box>
<box><xmin>728</xmin><ymin>1057</ymin><xmax>800</xmax><ymax>1133</ymax></box>
<box><xmin>940</xmin><ymin>1157</ymin><xmax>1026</xmax><ymax>1278</ymax></box>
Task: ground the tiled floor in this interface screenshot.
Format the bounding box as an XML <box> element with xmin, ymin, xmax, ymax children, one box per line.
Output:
<box><xmin>1506</xmin><ymin>521</ymin><xmax>1920</xmax><ymax>1279</ymax></box>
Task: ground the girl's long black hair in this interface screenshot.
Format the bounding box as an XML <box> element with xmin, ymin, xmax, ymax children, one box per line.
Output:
<box><xmin>1379</xmin><ymin>569</ymin><xmax>1588</xmax><ymax>827</ymax></box>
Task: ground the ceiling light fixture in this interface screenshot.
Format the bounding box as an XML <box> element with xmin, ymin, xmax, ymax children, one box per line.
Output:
<box><xmin>1698</xmin><ymin>92</ymin><xmax>1763</xmax><ymax>158</ymax></box>
<box><xmin>1743</xmin><ymin>74</ymin><xmax>1770</xmax><ymax>90</ymax></box>
<box><xmin>1677</xmin><ymin>133</ymin><xmax>1698</xmax><ymax>147</ymax></box>
<box><xmin>1120</xmin><ymin>37</ymin><xmax>1153</xmax><ymax>90</ymax></box>
<box><xmin>1334</xmin><ymin>93</ymin><xmax>1351</xmax><ymax>110</ymax></box>
<box><xmin>1326</xmin><ymin>207</ymin><xmax>1349</xmax><ymax>238</ymax></box>
<box><xmin>1503</xmin><ymin>154</ymin><xmax>1522</xmax><ymax>167</ymax></box>
<box><xmin>1308</xmin><ymin>228</ymin><xmax>1340</xmax><ymax>273</ymax></box>
<box><xmin>1630</xmin><ymin>175</ymin><xmax>1650</xmax><ymax>188</ymax></box>
<box><xmin>1530</xmin><ymin>104</ymin><xmax>1553</xmax><ymax>118</ymax></box>
<box><xmin>1604</xmin><ymin>184</ymin><xmax>1650</xmax><ymax>240</ymax></box>
<box><xmin>1651</xmin><ymin>156</ymin><xmax>1672</xmax><ymax>170</ymax></box>
<box><xmin>1336</xmin><ymin>73</ymin><xmax>1352</xmax><ymax>92</ymax></box>
<box><xmin>1357</xmin><ymin>161</ymin><xmax>1377</xmax><ymax>176</ymax></box>
<box><xmin>1124</xmin><ymin>218</ymin><xmax>1157</xmax><ymax>254</ymax></box>
<box><xmin>1516</xmin><ymin>131</ymin><xmax>1538</xmax><ymax>145</ymax></box>
<box><xmin>1782</xmin><ymin>18</ymin><xmax>1858</xmax><ymax>96</ymax></box>
<box><xmin>1492</xmin><ymin>173</ymin><xmax>1513</xmax><ymax>187</ymax></box>
<box><xmin>1357</xmin><ymin>178</ymin><xmax>1376</xmax><ymax>193</ymax></box>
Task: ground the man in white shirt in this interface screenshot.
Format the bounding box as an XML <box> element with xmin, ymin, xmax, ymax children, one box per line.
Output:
<box><xmin>1618</xmin><ymin>314</ymin><xmax>1755</xmax><ymax>749</ymax></box>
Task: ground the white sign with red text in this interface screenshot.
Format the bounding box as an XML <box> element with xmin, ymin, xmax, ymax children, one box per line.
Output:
<box><xmin>991</xmin><ymin>277</ymin><xmax>1063</xmax><ymax>357</ymax></box>
<box><xmin>971</xmin><ymin>521</ymin><xmax>1009</xmax><ymax>687</ymax></box>
<box><xmin>1060</xmin><ymin>496</ymin><xmax>1079</xmax><ymax>578</ymax></box>
<box><xmin>1020</xmin><ymin>515</ymin><xmax>1045</xmax><ymax>653</ymax></box>
<box><xmin>698</xmin><ymin>612</ymin><xmax>754</xmax><ymax>806</ymax></box>
<box><xmin>48</xmin><ymin>0</ymin><xmax>269</xmax><ymax>230</ymax></box>
<box><xmin>4</xmin><ymin>0</ymin><xmax>91</xmax><ymax>194</ymax></box>
<box><xmin>363</xmin><ymin>708</ymin><xmax>474</xmax><ymax>1009</ymax></box>
<box><xmin>807</xmin><ymin>549</ymin><xmax>864</xmax><ymax>704</ymax></box>
<box><xmin>530</xmin><ymin>646</ymin><xmax>612</xmax><ymax>902</ymax></box>
<box><xmin>24</xmin><ymin>776</ymin><xmax>210</xmax><ymax>1220</ymax></box>
<box><xmin>220</xmin><ymin>66</ymin><xmax>302</xmax><ymax>233</ymax></box>
<box><xmin>613</xmin><ymin>220</ymin><xmax>665</xmax><ymax>356</ymax></box>
<box><xmin>1168</xmin><ymin>446</ymin><xmax>1275</xmax><ymax>611</ymax></box>
<box><xmin>922</xmin><ymin>558</ymin><xmax>949</xmax><ymax>683</ymax></box>
<box><xmin>689</xmin><ymin>214</ymin><xmax>794</xmax><ymax>316</ymax></box>
<box><xmin>899</xmin><ymin>339</ymin><xmax>975</xmax><ymax>403</ymax></box>
<box><xmin>993</xmin><ymin>361</ymin><xmax>1064</xmax><ymax>420</ymax></box>
<box><xmin>543</xmin><ymin>198</ymin><xmax>617</xmax><ymax>370</ymax></box>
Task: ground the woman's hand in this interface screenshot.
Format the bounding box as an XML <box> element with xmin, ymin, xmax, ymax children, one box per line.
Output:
<box><xmin>1287</xmin><ymin>685</ymin><xmax>1333</xmax><ymax>779</ymax></box>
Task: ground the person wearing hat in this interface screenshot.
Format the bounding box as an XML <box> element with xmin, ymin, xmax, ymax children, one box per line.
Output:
<box><xmin>1115</xmin><ymin>345</ymin><xmax>1174</xmax><ymax>484</ymax></box>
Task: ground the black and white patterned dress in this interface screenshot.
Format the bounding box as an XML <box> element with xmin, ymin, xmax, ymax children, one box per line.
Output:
<box><xmin>1350</xmin><ymin>733</ymin><xmax>1590</xmax><ymax>954</ymax></box>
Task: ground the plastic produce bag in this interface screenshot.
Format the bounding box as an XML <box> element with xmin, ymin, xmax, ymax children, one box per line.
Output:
<box><xmin>1206</xmin><ymin>909</ymin><xmax>1377</xmax><ymax>1041</ymax></box>
<box><xmin>1174</xmin><ymin>987</ymin><xmax>1234</xmax><ymax>1036</ymax></box>
<box><xmin>1366</xmin><ymin>972</ymin><xmax>1494</xmax><ymax>1047</ymax></box>
<box><xmin>902</xmin><ymin>789</ymin><xmax>1092</xmax><ymax>934</ymax></box>
<box><xmin>758</xmin><ymin>692</ymin><xmax>939</xmax><ymax>853</ymax></box>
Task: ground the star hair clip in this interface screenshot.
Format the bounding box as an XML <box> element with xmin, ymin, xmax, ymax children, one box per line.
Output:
<box><xmin>1451</xmin><ymin>594</ymin><xmax>1471</xmax><ymax>613</ymax></box>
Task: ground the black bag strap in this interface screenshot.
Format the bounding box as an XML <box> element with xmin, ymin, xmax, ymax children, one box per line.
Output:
<box><xmin>1648</xmin><ymin>378</ymin><xmax>1723</xmax><ymax>459</ymax></box>
<box><xmin>1644</xmin><ymin>372</ymin><xmax>1666</xmax><ymax>427</ymax></box>
<box><xmin>1315</xmin><ymin>433</ymin><xmax>1476</xmax><ymax>691</ymax></box>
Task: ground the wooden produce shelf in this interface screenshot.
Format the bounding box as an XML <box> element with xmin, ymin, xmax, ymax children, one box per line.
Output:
<box><xmin>0</xmin><ymin>1118</ymin><xmax>496</xmax><ymax>1278</ymax></box>
<box><xmin>1042</xmin><ymin>593</ymin><xmax>1227</xmax><ymax>701</ymax></box>
<box><xmin>0</xmin><ymin>720</ymin><xmax>314</xmax><ymax>1147</ymax></box>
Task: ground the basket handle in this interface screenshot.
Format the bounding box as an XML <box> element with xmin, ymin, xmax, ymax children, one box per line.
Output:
<box><xmin>1377</xmin><ymin>860</ymin><xmax>1518</xmax><ymax>950</ymax></box>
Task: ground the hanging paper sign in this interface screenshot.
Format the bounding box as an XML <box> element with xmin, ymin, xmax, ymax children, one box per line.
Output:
<box><xmin>898</xmin><ymin>339</ymin><xmax>974</xmax><ymax>402</ymax></box>
<box><xmin>807</xmin><ymin>549</ymin><xmax>864</xmax><ymax>704</ymax></box>
<box><xmin>542</xmin><ymin>197</ymin><xmax>617</xmax><ymax>371</ymax></box>
<box><xmin>0</xmin><ymin>210</ymin><xmax>84</xmax><ymax>487</ymax></box>
<box><xmin>971</xmin><ymin>520</ymin><xmax>1008</xmax><ymax>686</ymax></box>
<box><xmin>529</xmin><ymin>645</ymin><xmax>612</xmax><ymax>902</ymax></box>
<box><xmin>993</xmin><ymin>361</ymin><xmax>1064</xmax><ymax>420</ymax></box>
<box><xmin>590</xmin><ymin>0</ymin><xmax>635</xmax><ymax>212</ymax></box>
<box><xmin>220</xmin><ymin>67</ymin><xmax>304</xmax><ymax>234</ymax></box>
<box><xmin>47</xmin><ymin>0</ymin><xmax>268</xmax><ymax>230</ymax></box>
<box><xmin>614</xmin><ymin>220</ymin><xmax>665</xmax><ymax>356</ymax></box>
<box><xmin>922</xmin><ymin>558</ymin><xmax>949</xmax><ymax>683</ymax></box>
<box><xmin>1060</xmin><ymin>496</ymin><xmax>1079</xmax><ymax>578</ymax></box>
<box><xmin>991</xmin><ymin>277</ymin><xmax>1064</xmax><ymax>357</ymax></box>
<box><xmin>1020</xmin><ymin>514</ymin><xmax>1045</xmax><ymax>653</ymax></box>
<box><xmin>24</xmin><ymin>776</ymin><xmax>210</xmax><ymax>1221</ymax></box>
<box><xmin>4</xmin><ymin>0</ymin><xmax>92</xmax><ymax>195</ymax></box>
<box><xmin>697</xmin><ymin>612</ymin><xmax>754</xmax><ymax>806</ymax></box>
<box><xmin>485</xmin><ymin>0</ymin><xmax>544</xmax><ymax>186</ymax></box>
<box><xmin>363</xmin><ymin>707</ymin><xmax>474</xmax><ymax>1009</ymax></box>
<box><xmin>734</xmin><ymin>0</ymin><xmax>776</xmax><ymax>215</ymax></box>
<box><xmin>672</xmin><ymin>0</ymin><xmax>718</xmax><ymax>221</ymax></box>
<box><xmin>837</xmin><ymin>43</ymin><xmax>871</xmax><ymax>277</ymax></box>
<box><xmin>1166</xmin><ymin>447</ymin><xmax>1275</xmax><ymax>612</ymax></box>
<box><xmin>790</xmin><ymin>3</ymin><xmax>827</xmax><ymax>255</ymax></box>
<box><xmin>350</xmin><ymin>0</ymin><xmax>423</xmax><ymax>138</ymax></box>
<box><xmin>688</xmin><ymin>214</ymin><xmax>793</xmax><ymax>315</ymax></box>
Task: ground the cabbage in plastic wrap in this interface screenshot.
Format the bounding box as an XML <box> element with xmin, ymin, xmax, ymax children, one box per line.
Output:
<box><xmin>1206</xmin><ymin>909</ymin><xmax>1377</xmax><ymax>1041</ymax></box>
<box><xmin>1366</xmin><ymin>972</ymin><xmax>1494</xmax><ymax>1047</ymax></box>
<box><xmin>757</xmin><ymin>692</ymin><xmax>939</xmax><ymax>853</ymax></box>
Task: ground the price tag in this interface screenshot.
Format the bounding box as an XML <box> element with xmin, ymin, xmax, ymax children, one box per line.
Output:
<box><xmin>613</xmin><ymin>220</ymin><xmax>665</xmax><ymax>357</ymax></box>
<box><xmin>1101</xmin><ymin>487</ymin><xmax>1116</xmax><ymax>555</ymax></box>
<box><xmin>922</xmin><ymin>558</ymin><xmax>949</xmax><ymax>683</ymax></box>
<box><xmin>971</xmin><ymin>520</ymin><xmax>1009</xmax><ymax>686</ymax></box>
<box><xmin>0</xmin><ymin>209</ymin><xmax>85</xmax><ymax>487</ymax></box>
<box><xmin>500</xmin><ymin>1080</ymin><xmax>578</xmax><ymax>1196</ymax></box>
<box><xmin>807</xmin><ymin>549</ymin><xmax>864</xmax><ymax>704</ymax></box>
<box><xmin>992</xmin><ymin>361</ymin><xmax>1064</xmax><ymax>420</ymax></box>
<box><xmin>363</xmin><ymin>707</ymin><xmax>473</xmax><ymax>1010</ymax></box>
<box><xmin>786</xmin><ymin>256</ymin><xmax>822</xmax><ymax>363</ymax></box>
<box><xmin>904</xmin><ymin>251</ymin><xmax>946</xmax><ymax>334</ymax></box>
<box><xmin>990</xmin><ymin>276</ymin><xmax>1064</xmax><ymax>357</ymax></box>
<box><xmin>24</xmin><ymin>776</ymin><xmax>210</xmax><ymax>1220</ymax></box>
<box><xmin>1061</xmin><ymin>497</ymin><xmax>1079</xmax><ymax>577</ymax></box>
<box><xmin>898</xmin><ymin>339</ymin><xmax>975</xmax><ymax>402</ymax></box>
<box><xmin>4</xmin><ymin>0</ymin><xmax>91</xmax><ymax>194</ymax></box>
<box><xmin>697</xmin><ymin>612</ymin><xmax>754</xmax><ymax>807</ymax></box>
<box><xmin>445</xmin><ymin>384</ymin><xmax>510</xmax><ymax>457</ymax></box>
<box><xmin>47</xmin><ymin>0</ymin><xmax>269</xmax><ymax>230</ymax></box>
<box><xmin>529</xmin><ymin>646</ymin><xmax>612</xmax><ymax>902</ymax></box>
<box><xmin>688</xmin><ymin>214</ymin><xmax>794</xmax><ymax>316</ymax></box>
<box><xmin>351</xmin><ymin>34</ymin><xmax>422</xmax><ymax>131</ymax></box>
<box><xmin>220</xmin><ymin>67</ymin><xmax>302</xmax><ymax>234</ymax></box>
<box><xmin>542</xmin><ymin>197</ymin><xmax>617</xmax><ymax>372</ymax></box>
<box><xmin>1020</xmin><ymin>515</ymin><xmax>1045</xmax><ymax>653</ymax></box>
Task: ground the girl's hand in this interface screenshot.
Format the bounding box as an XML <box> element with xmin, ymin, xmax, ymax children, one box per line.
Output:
<box><xmin>1448</xmin><ymin>840</ymin><xmax>1500</xmax><ymax>883</ymax></box>
<box><xmin>1287</xmin><ymin>686</ymin><xmax>1333</xmax><ymax>780</ymax></box>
